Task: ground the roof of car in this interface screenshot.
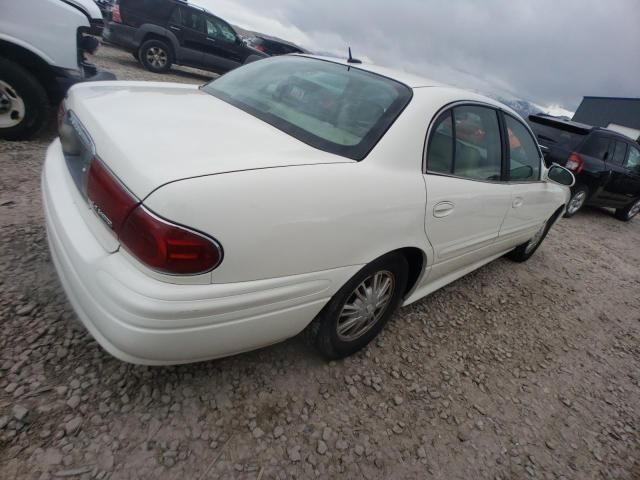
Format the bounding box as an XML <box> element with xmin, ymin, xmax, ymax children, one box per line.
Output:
<box><xmin>297</xmin><ymin>55</ymin><xmax>443</xmax><ymax>89</ymax></box>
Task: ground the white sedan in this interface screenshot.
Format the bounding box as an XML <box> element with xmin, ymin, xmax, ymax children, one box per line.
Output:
<box><xmin>43</xmin><ymin>55</ymin><xmax>574</xmax><ymax>365</ymax></box>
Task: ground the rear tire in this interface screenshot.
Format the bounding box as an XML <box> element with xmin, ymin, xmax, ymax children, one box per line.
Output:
<box><xmin>615</xmin><ymin>198</ymin><xmax>640</xmax><ymax>222</ymax></box>
<box><xmin>0</xmin><ymin>58</ymin><xmax>50</xmax><ymax>141</ymax></box>
<box><xmin>305</xmin><ymin>253</ymin><xmax>408</xmax><ymax>360</ymax></box>
<box><xmin>563</xmin><ymin>185</ymin><xmax>588</xmax><ymax>218</ymax></box>
<box><xmin>139</xmin><ymin>39</ymin><xmax>173</xmax><ymax>73</ymax></box>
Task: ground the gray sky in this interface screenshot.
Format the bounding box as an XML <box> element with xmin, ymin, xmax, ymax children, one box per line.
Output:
<box><xmin>200</xmin><ymin>0</ymin><xmax>640</xmax><ymax>113</ymax></box>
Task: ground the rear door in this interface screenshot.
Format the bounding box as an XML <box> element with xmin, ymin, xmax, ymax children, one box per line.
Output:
<box><xmin>167</xmin><ymin>6</ymin><xmax>205</xmax><ymax>67</ymax></box>
<box><xmin>499</xmin><ymin>113</ymin><xmax>559</xmax><ymax>242</ymax></box>
<box><xmin>423</xmin><ymin>104</ymin><xmax>513</xmax><ymax>282</ymax></box>
<box><xmin>575</xmin><ymin>134</ymin><xmax>616</xmax><ymax>204</ymax></box>
<box><xmin>201</xmin><ymin>15</ymin><xmax>244</xmax><ymax>71</ymax></box>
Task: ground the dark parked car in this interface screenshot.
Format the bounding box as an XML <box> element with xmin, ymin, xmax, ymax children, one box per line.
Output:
<box><xmin>103</xmin><ymin>0</ymin><xmax>266</xmax><ymax>73</ymax></box>
<box><xmin>529</xmin><ymin>114</ymin><xmax>640</xmax><ymax>221</ymax></box>
<box><xmin>246</xmin><ymin>35</ymin><xmax>306</xmax><ymax>56</ymax></box>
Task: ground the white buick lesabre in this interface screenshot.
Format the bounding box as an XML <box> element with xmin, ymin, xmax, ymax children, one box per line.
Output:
<box><xmin>43</xmin><ymin>55</ymin><xmax>574</xmax><ymax>365</ymax></box>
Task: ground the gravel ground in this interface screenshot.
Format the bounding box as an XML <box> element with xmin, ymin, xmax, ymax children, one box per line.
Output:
<box><xmin>1</xmin><ymin>45</ymin><xmax>639</xmax><ymax>480</ymax></box>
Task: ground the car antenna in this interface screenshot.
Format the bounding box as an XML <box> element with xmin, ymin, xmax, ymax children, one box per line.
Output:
<box><xmin>347</xmin><ymin>47</ymin><xmax>362</xmax><ymax>65</ymax></box>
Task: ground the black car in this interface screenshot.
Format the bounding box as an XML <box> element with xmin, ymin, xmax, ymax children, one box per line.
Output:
<box><xmin>529</xmin><ymin>114</ymin><xmax>640</xmax><ymax>221</ymax></box>
<box><xmin>103</xmin><ymin>0</ymin><xmax>266</xmax><ymax>74</ymax></box>
<box><xmin>247</xmin><ymin>35</ymin><xmax>306</xmax><ymax>56</ymax></box>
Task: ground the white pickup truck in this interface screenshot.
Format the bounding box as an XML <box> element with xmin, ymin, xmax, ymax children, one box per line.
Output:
<box><xmin>0</xmin><ymin>0</ymin><xmax>115</xmax><ymax>140</ymax></box>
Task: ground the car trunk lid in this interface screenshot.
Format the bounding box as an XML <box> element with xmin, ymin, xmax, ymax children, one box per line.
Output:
<box><xmin>65</xmin><ymin>81</ymin><xmax>351</xmax><ymax>199</ymax></box>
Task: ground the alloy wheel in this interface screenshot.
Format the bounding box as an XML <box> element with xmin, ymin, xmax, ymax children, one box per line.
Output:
<box><xmin>567</xmin><ymin>190</ymin><xmax>586</xmax><ymax>215</ymax></box>
<box><xmin>525</xmin><ymin>223</ymin><xmax>546</xmax><ymax>254</ymax></box>
<box><xmin>628</xmin><ymin>200</ymin><xmax>640</xmax><ymax>219</ymax></box>
<box><xmin>146</xmin><ymin>47</ymin><xmax>168</xmax><ymax>68</ymax></box>
<box><xmin>0</xmin><ymin>80</ymin><xmax>25</xmax><ymax>128</ymax></box>
<box><xmin>336</xmin><ymin>271</ymin><xmax>395</xmax><ymax>342</ymax></box>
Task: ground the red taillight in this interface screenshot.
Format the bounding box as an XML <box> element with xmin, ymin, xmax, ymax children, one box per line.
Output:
<box><xmin>254</xmin><ymin>44</ymin><xmax>265</xmax><ymax>52</ymax></box>
<box><xmin>120</xmin><ymin>207</ymin><xmax>222</xmax><ymax>275</ymax></box>
<box><xmin>86</xmin><ymin>157</ymin><xmax>222</xmax><ymax>275</ymax></box>
<box><xmin>87</xmin><ymin>158</ymin><xmax>138</xmax><ymax>233</ymax></box>
<box><xmin>566</xmin><ymin>152</ymin><xmax>584</xmax><ymax>174</ymax></box>
<box><xmin>112</xmin><ymin>4</ymin><xmax>122</xmax><ymax>23</ymax></box>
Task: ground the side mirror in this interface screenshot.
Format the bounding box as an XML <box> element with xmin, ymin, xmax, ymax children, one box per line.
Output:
<box><xmin>546</xmin><ymin>163</ymin><xmax>575</xmax><ymax>187</ymax></box>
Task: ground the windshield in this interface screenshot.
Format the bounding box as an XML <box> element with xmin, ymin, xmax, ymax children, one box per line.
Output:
<box><xmin>201</xmin><ymin>56</ymin><xmax>413</xmax><ymax>160</ymax></box>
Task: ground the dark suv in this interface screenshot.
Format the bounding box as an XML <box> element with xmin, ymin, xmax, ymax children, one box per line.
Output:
<box><xmin>103</xmin><ymin>0</ymin><xmax>266</xmax><ymax>74</ymax></box>
<box><xmin>529</xmin><ymin>114</ymin><xmax>640</xmax><ymax>221</ymax></box>
<box><xmin>247</xmin><ymin>35</ymin><xmax>306</xmax><ymax>56</ymax></box>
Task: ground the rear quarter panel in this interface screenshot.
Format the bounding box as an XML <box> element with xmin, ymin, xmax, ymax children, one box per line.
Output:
<box><xmin>143</xmin><ymin>162</ymin><xmax>430</xmax><ymax>283</ymax></box>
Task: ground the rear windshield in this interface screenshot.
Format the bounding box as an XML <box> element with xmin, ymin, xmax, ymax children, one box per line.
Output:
<box><xmin>201</xmin><ymin>56</ymin><xmax>413</xmax><ymax>160</ymax></box>
<box><xmin>528</xmin><ymin>117</ymin><xmax>587</xmax><ymax>150</ymax></box>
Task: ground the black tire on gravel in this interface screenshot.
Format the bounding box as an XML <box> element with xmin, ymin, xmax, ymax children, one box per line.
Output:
<box><xmin>506</xmin><ymin>209</ymin><xmax>562</xmax><ymax>263</ymax></box>
<box><xmin>305</xmin><ymin>252</ymin><xmax>408</xmax><ymax>360</ymax></box>
<box><xmin>139</xmin><ymin>39</ymin><xmax>173</xmax><ymax>73</ymax></box>
<box><xmin>614</xmin><ymin>198</ymin><xmax>640</xmax><ymax>222</ymax></box>
<box><xmin>563</xmin><ymin>185</ymin><xmax>589</xmax><ymax>218</ymax></box>
<box><xmin>0</xmin><ymin>58</ymin><xmax>50</xmax><ymax>141</ymax></box>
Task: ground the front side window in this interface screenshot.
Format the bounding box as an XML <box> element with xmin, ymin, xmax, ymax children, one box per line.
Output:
<box><xmin>427</xmin><ymin>105</ymin><xmax>502</xmax><ymax>181</ymax></box>
<box><xmin>206</xmin><ymin>17</ymin><xmax>237</xmax><ymax>43</ymax></box>
<box><xmin>610</xmin><ymin>141</ymin><xmax>627</xmax><ymax>165</ymax></box>
<box><xmin>505</xmin><ymin>115</ymin><xmax>541</xmax><ymax>181</ymax></box>
<box><xmin>625</xmin><ymin>145</ymin><xmax>640</xmax><ymax>172</ymax></box>
<box><xmin>580</xmin><ymin>135</ymin><xmax>610</xmax><ymax>160</ymax></box>
<box><xmin>202</xmin><ymin>56</ymin><xmax>413</xmax><ymax>160</ymax></box>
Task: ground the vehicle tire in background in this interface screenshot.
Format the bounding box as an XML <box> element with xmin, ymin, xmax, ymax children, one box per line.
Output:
<box><xmin>0</xmin><ymin>58</ymin><xmax>50</xmax><ymax>141</ymax></box>
<box><xmin>563</xmin><ymin>185</ymin><xmax>589</xmax><ymax>218</ymax></box>
<box><xmin>139</xmin><ymin>39</ymin><xmax>173</xmax><ymax>73</ymax></box>
<box><xmin>614</xmin><ymin>198</ymin><xmax>640</xmax><ymax>222</ymax></box>
<box><xmin>305</xmin><ymin>253</ymin><xmax>408</xmax><ymax>360</ymax></box>
<box><xmin>507</xmin><ymin>210</ymin><xmax>562</xmax><ymax>262</ymax></box>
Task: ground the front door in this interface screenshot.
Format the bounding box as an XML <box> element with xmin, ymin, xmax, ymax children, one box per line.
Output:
<box><xmin>499</xmin><ymin>113</ymin><xmax>559</xmax><ymax>244</ymax></box>
<box><xmin>202</xmin><ymin>16</ymin><xmax>244</xmax><ymax>72</ymax></box>
<box><xmin>423</xmin><ymin>104</ymin><xmax>513</xmax><ymax>283</ymax></box>
<box><xmin>601</xmin><ymin>141</ymin><xmax>640</xmax><ymax>206</ymax></box>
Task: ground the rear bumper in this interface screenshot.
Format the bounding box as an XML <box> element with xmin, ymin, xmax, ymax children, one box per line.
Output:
<box><xmin>42</xmin><ymin>140</ymin><xmax>356</xmax><ymax>365</ymax></box>
<box><xmin>102</xmin><ymin>22</ymin><xmax>138</xmax><ymax>51</ymax></box>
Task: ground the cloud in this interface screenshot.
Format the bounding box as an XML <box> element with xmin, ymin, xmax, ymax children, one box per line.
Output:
<box><xmin>199</xmin><ymin>0</ymin><xmax>640</xmax><ymax>111</ymax></box>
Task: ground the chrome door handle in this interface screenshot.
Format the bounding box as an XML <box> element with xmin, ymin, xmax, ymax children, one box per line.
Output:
<box><xmin>512</xmin><ymin>196</ymin><xmax>524</xmax><ymax>208</ymax></box>
<box><xmin>169</xmin><ymin>25</ymin><xmax>181</xmax><ymax>31</ymax></box>
<box><xmin>433</xmin><ymin>201</ymin><xmax>455</xmax><ymax>218</ymax></box>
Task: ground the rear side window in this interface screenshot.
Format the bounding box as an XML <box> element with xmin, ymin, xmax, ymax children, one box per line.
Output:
<box><xmin>180</xmin><ymin>8</ymin><xmax>204</xmax><ymax>32</ymax></box>
<box><xmin>610</xmin><ymin>141</ymin><xmax>627</xmax><ymax>165</ymax></box>
<box><xmin>427</xmin><ymin>105</ymin><xmax>502</xmax><ymax>181</ymax></box>
<box><xmin>580</xmin><ymin>135</ymin><xmax>610</xmax><ymax>160</ymax></box>
<box><xmin>505</xmin><ymin>115</ymin><xmax>541</xmax><ymax>181</ymax></box>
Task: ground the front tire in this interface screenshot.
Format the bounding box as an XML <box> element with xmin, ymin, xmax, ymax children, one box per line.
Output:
<box><xmin>615</xmin><ymin>198</ymin><xmax>640</xmax><ymax>222</ymax></box>
<box><xmin>139</xmin><ymin>39</ymin><xmax>173</xmax><ymax>73</ymax></box>
<box><xmin>0</xmin><ymin>58</ymin><xmax>50</xmax><ymax>140</ymax></box>
<box><xmin>564</xmin><ymin>185</ymin><xmax>588</xmax><ymax>218</ymax></box>
<box><xmin>306</xmin><ymin>253</ymin><xmax>408</xmax><ymax>360</ymax></box>
<box><xmin>506</xmin><ymin>212</ymin><xmax>559</xmax><ymax>263</ymax></box>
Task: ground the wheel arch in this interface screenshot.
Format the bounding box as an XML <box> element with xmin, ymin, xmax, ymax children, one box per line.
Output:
<box><xmin>375</xmin><ymin>247</ymin><xmax>427</xmax><ymax>300</ymax></box>
<box><xmin>0</xmin><ymin>40</ymin><xmax>58</xmax><ymax>102</ymax></box>
<box><xmin>135</xmin><ymin>25</ymin><xmax>178</xmax><ymax>54</ymax></box>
